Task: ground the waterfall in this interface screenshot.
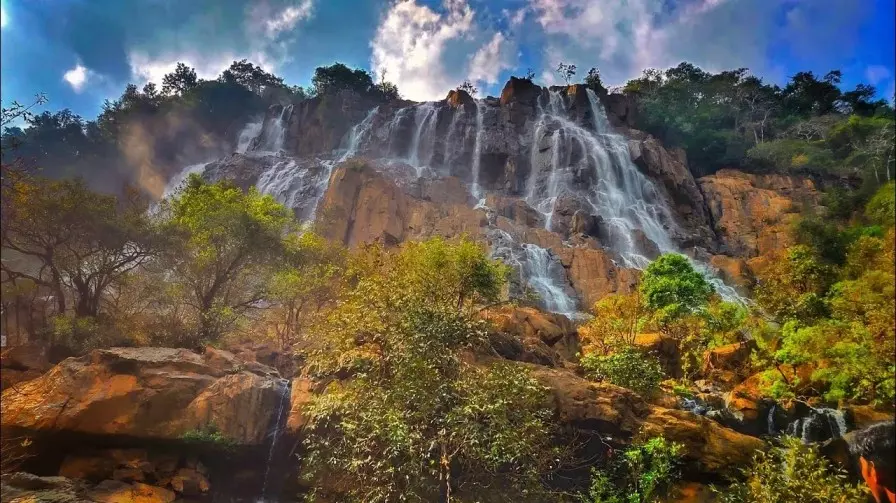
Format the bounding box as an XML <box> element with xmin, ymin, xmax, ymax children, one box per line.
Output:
<box><xmin>339</xmin><ymin>107</ymin><xmax>379</xmax><ymax>162</ymax></box>
<box><xmin>785</xmin><ymin>407</ymin><xmax>849</xmax><ymax>443</ymax></box>
<box><xmin>162</xmin><ymin>161</ymin><xmax>209</xmax><ymax>198</ymax></box>
<box><xmin>408</xmin><ymin>103</ymin><xmax>438</xmax><ymax>174</ymax></box>
<box><xmin>470</xmin><ymin>100</ymin><xmax>485</xmax><ymax>202</ymax></box>
<box><xmin>254</xmin><ymin>105</ymin><xmax>294</xmax><ymax>153</ymax></box>
<box><xmin>519</xmin><ymin>244</ymin><xmax>577</xmax><ymax>315</ymax></box>
<box><xmin>259</xmin><ymin>378</ymin><xmax>291</xmax><ymax>502</ymax></box>
<box><xmin>526</xmin><ymin>89</ymin><xmax>677</xmax><ymax>268</ymax></box>
<box><xmin>237</xmin><ymin>120</ymin><xmax>264</xmax><ymax>153</ymax></box>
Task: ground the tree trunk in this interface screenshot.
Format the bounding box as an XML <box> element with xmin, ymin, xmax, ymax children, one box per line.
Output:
<box><xmin>438</xmin><ymin>446</ymin><xmax>451</xmax><ymax>503</ymax></box>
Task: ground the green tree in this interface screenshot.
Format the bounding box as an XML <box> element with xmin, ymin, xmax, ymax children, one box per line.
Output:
<box><xmin>0</xmin><ymin>176</ymin><xmax>155</xmax><ymax>317</ymax></box>
<box><xmin>556</xmin><ymin>62</ymin><xmax>577</xmax><ymax>85</ymax></box>
<box><xmin>639</xmin><ymin>253</ymin><xmax>713</xmax><ymax>328</ymax></box>
<box><xmin>161</xmin><ymin>63</ymin><xmax>199</xmax><ymax>96</ymax></box>
<box><xmin>584</xmin><ymin>67</ymin><xmax>604</xmax><ymax>92</ymax></box>
<box><xmin>580</xmin><ymin>346</ymin><xmax>665</xmax><ymax>397</ymax></box>
<box><xmin>586</xmin><ymin>436</ymin><xmax>684</xmax><ymax>503</ymax></box>
<box><xmin>717</xmin><ymin>437</ymin><xmax>868</xmax><ymax>503</ymax></box>
<box><xmin>755</xmin><ymin>245</ymin><xmax>832</xmax><ymax>323</ymax></box>
<box><xmin>219</xmin><ymin>59</ymin><xmax>285</xmax><ymax>95</ymax></box>
<box><xmin>156</xmin><ymin>174</ymin><xmax>293</xmax><ymax>343</ymax></box>
<box><xmin>301</xmin><ymin>238</ymin><xmax>558</xmax><ymax>502</ymax></box>
<box><xmin>865</xmin><ymin>181</ymin><xmax>895</xmax><ymax>227</ymax></box>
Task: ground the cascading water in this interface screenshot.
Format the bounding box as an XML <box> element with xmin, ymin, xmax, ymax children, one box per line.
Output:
<box><xmin>258</xmin><ymin>378</ymin><xmax>291</xmax><ymax>503</ymax></box>
<box><xmin>526</xmin><ymin>89</ymin><xmax>676</xmax><ymax>268</ymax></box>
<box><xmin>407</xmin><ymin>103</ymin><xmax>438</xmax><ymax>175</ymax></box>
<box><xmin>162</xmin><ymin>161</ymin><xmax>209</xmax><ymax>198</ymax></box>
<box><xmin>254</xmin><ymin>105</ymin><xmax>294</xmax><ymax>153</ymax></box>
<box><xmin>237</xmin><ymin>120</ymin><xmax>264</xmax><ymax>154</ymax></box>
<box><xmin>785</xmin><ymin>407</ymin><xmax>849</xmax><ymax>444</ymax></box>
<box><xmin>519</xmin><ymin>244</ymin><xmax>577</xmax><ymax>315</ymax></box>
<box><xmin>470</xmin><ymin>100</ymin><xmax>485</xmax><ymax>203</ymax></box>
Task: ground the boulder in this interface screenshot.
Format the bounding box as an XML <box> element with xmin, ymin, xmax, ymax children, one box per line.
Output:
<box><xmin>445</xmin><ymin>89</ymin><xmax>475</xmax><ymax>110</ymax></box>
<box><xmin>499</xmin><ymin>77</ymin><xmax>541</xmax><ymax>107</ymax></box>
<box><xmin>0</xmin><ymin>473</ymin><xmax>86</xmax><ymax>503</ymax></box>
<box><xmin>709</xmin><ymin>255</ymin><xmax>754</xmax><ymax>291</ymax></box>
<box><xmin>701</xmin><ymin>341</ymin><xmax>755</xmax><ymax>383</ymax></box>
<box><xmin>531</xmin><ymin>365</ymin><xmax>765</xmax><ymax>475</ymax></box>
<box><xmin>0</xmin><ymin>347</ymin><xmax>283</xmax><ymax>445</ymax></box>
<box><xmin>169</xmin><ymin>468</ymin><xmax>209</xmax><ymax>496</ymax></box>
<box><xmin>697</xmin><ymin>169</ymin><xmax>818</xmax><ymax>258</ymax></box>
<box><xmin>0</xmin><ymin>343</ymin><xmax>60</xmax><ymax>391</ymax></box>
<box><xmin>87</xmin><ymin>480</ymin><xmax>175</xmax><ymax>503</ymax></box>
<box><xmin>481</xmin><ymin>306</ymin><xmax>578</xmax><ymax>364</ymax></box>
<box><xmin>634</xmin><ymin>333</ymin><xmax>682</xmax><ymax>379</ymax></box>
<box><xmin>845</xmin><ymin>405</ymin><xmax>895</xmax><ymax>430</ymax></box>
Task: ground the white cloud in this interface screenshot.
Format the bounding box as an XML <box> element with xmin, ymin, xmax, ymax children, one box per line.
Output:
<box><xmin>467</xmin><ymin>32</ymin><xmax>514</xmax><ymax>85</ymax></box>
<box><xmin>263</xmin><ymin>0</ymin><xmax>314</xmax><ymax>39</ymax></box>
<box><xmin>527</xmin><ymin>0</ymin><xmax>869</xmax><ymax>88</ymax></box>
<box><xmin>127</xmin><ymin>51</ymin><xmax>278</xmax><ymax>88</ymax></box>
<box><xmin>502</xmin><ymin>7</ymin><xmax>527</xmax><ymax>28</ymax></box>
<box><xmin>1</xmin><ymin>6</ymin><xmax>7</xmax><ymax>28</ymax></box>
<box><xmin>865</xmin><ymin>65</ymin><xmax>892</xmax><ymax>86</ymax></box>
<box><xmin>371</xmin><ymin>0</ymin><xmax>477</xmax><ymax>101</ymax></box>
<box><xmin>63</xmin><ymin>63</ymin><xmax>89</xmax><ymax>92</ymax></box>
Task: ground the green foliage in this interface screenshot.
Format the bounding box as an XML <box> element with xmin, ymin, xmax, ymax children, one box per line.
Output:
<box><xmin>581</xmin><ymin>346</ymin><xmax>665</xmax><ymax>397</ymax></box>
<box><xmin>716</xmin><ymin>437</ymin><xmax>868</xmax><ymax>503</ymax></box>
<box><xmin>556</xmin><ymin>62</ymin><xmax>577</xmax><ymax>85</ymax></box>
<box><xmin>302</xmin><ymin>237</ymin><xmax>558</xmax><ymax>502</ymax></box>
<box><xmin>755</xmin><ymin>245</ymin><xmax>832</xmax><ymax>323</ymax></box>
<box><xmin>156</xmin><ymin>174</ymin><xmax>295</xmax><ymax>343</ymax></box>
<box><xmin>640</xmin><ymin>254</ymin><xmax>713</xmax><ymax>327</ymax></box>
<box><xmin>746</xmin><ymin>139</ymin><xmax>834</xmax><ymax>173</ymax></box>
<box><xmin>865</xmin><ymin>181</ymin><xmax>895</xmax><ymax>228</ymax></box>
<box><xmin>585</xmin><ymin>436</ymin><xmax>684</xmax><ymax>503</ymax></box>
<box><xmin>584</xmin><ymin>68</ymin><xmax>604</xmax><ymax>93</ymax></box>
<box><xmin>310</xmin><ymin>63</ymin><xmax>400</xmax><ymax>102</ymax></box>
<box><xmin>579</xmin><ymin>292</ymin><xmax>646</xmax><ymax>355</ymax></box>
<box><xmin>180</xmin><ymin>424</ymin><xmax>236</xmax><ymax>450</ymax></box>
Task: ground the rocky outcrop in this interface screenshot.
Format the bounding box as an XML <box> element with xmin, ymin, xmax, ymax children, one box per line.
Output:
<box><xmin>701</xmin><ymin>341</ymin><xmax>755</xmax><ymax>385</ymax></box>
<box><xmin>531</xmin><ymin>366</ymin><xmax>765</xmax><ymax>475</ymax></box>
<box><xmin>634</xmin><ymin>333</ymin><xmax>682</xmax><ymax>379</ymax></box>
<box><xmin>481</xmin><ymin>306</ymin><xmax>578</xmax><ymax>366</ymax></box>
<box><xmin>698</xmin><ymin>169</ymin><xmax>818</xmax><ymax>260</ymax></box>
<box><xmin>0</xmin><ymin>472</ymin><xmax>177</xmax><ymax>503</ymax></box>
<box><xmin>628</xmin><ymin>137</ymin><xmax>715</xmax><ymax>247</ymax></box>
<box><xmin>554</xmin><ymin>247</ymin><xmax>640</xmax><ymax>307</ymax></box>
<box><xmin>0</xmin><ymin>347</ymin><xmax>284</xmax><ymax>445</ymax></box>
<box><xmin>0</xmin><ymin>343</ymin><xmax>61</xmax><ymax>391</ymax></box>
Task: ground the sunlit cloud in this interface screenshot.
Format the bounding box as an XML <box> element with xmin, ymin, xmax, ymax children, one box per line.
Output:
<box><xmin>63</xmin><ymin>63</ymin><xmax>89</xmax><ymax>92</ymax></box>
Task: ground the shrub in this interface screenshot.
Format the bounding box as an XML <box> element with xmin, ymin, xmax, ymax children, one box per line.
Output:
<box><xmin>581</xmin><ymin>346</ymin><xmax>665</xmax><ymax>397</ymax></box>
<box><xmin>640</xmin><ymin>254</ymin><xmax>713</xmax><ymax>329</ymax></box>
<box><xmin>180</xmin><ymin>424</ymin><xmax>236</xmax><ymax>450</ymax></box>
<box><xmin>716</xmin><ymin>436</ymin><xmax>868</xmax><ymax>502</ymax></box>
<box><xmin>585</xmin><ymin>436</ymin><xmax>684</xmax><ymax>503</ymax></box>
<box><xmin>865</xmin><ymin>181</ymin><xmax>895</xmax><ymax>228</ymax></box>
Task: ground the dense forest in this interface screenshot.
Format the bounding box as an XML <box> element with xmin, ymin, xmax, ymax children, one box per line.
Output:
<box><xmin>1</xmin><ymin>57</ymin><xmax>894</xmax><ymax>503</ymax></box>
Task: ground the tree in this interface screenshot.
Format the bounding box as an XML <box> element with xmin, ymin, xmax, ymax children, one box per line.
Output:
<box><xmin>579</xmin><ymin>292</ymin><xmax>645</xmax><ymax>355</ymax></box>
<box><xmin>639</xmin><ymin>253</ymin><xmax>713</xmax><ymax>328</ymax></box>
<box><xmin>457</xmin><ymin>80</ymin><xmax>477</xmax><ymax>97</ymax></box>
<box><xmin>156</xmin><ymin>174</ymin><xmax>294</xmax><ymax>343</ymax></box>
<box><xmin>755</xmin><ymin>245</ymin><xmax>832</xmax><ymax>323</ymax></box>
<box><xmin>219</xmin><ymin>59</ymin><xmax>285</xmax><ymax>95</ymax></box>
<box><xmin>556</xmin><ymin>62</ymin><xmax>576</xmax><ymax>85</ymax></box>
<box><xmin>161</xmin><ymin>63</ymin><xmax>199</xmax><ymax>96</ymax></box>
<box><xmin>584</xmin><ymin>67</ymin><xmax>603</xmax><ymax>92</ymax></box>
<box><xmin>586</xmin><ymin>437</ymin><xmax>684</xmax><ymax>503</ymax></box>
<box><xmin>301</xmin><ymin>238</ymin><xmax>558</xmax><ymax>502</ymax></box>
<box><xmin>0</xmin><ymin>176</ymin><xmax>155</xmax><ymax>317</ymax></box>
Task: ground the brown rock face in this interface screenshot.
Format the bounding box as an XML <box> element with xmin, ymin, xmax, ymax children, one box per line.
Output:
<box><xmin>0</xmin><ymin>347</ymin><xmax>283</xmax><ymax>445</ymax></box>
<box><xmin>698</xmin><ymin>169</ymin><xmax>818</xmax><ymax>258</ymax></box>
<box><xmin>628</xmin><ymin>137</ymin><xmax>714</xmax><ymax>247</ymax></box>
<box><xmin>634</xmin><ymin>333</ymin><xmax>682</xmax><ymax>379</ymax></box>
<box><xmin>531</xmin><ymin>365</ymin><xmax>764</xmax><ymax>475</ymax></box>
<box><xmin>481</xmin><ymin>306</ymin><xmax>578</xmax><ymax>365</ymax></box>
<box><xmin>554</xmin><ymin>247</ymin><xmax>640</xmax><ymax>307</ymax></box>
<box><xmin>499</xmin><ymin>77</ymin><xmax>541</xmax><ymax>106</ymax></box>
<box><xmin>701</xmin><ymin>341</ymin><xmax>755</xmax><ymax>384</ymax></box>
<box><xmin>87</xmin><ymin>480</ymin><xmax>175</xmax><ymax>503</ymax></box>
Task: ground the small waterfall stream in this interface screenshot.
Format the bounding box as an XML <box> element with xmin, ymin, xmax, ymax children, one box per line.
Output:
<box><xmin>258</xmin><ymin>378</ymin><xmax>292</xmax><ymax>503</ymax></box>
<box><xmin>470</xmin><ymin>100</ymin><xmax>485</xmax><ymax>203</ymax></box>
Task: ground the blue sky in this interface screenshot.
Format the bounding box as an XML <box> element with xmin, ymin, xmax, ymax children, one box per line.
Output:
<box><xmin>1</xmin><ymin>0</ymin><xmax>894</xmax><ymax>120</ymax></box>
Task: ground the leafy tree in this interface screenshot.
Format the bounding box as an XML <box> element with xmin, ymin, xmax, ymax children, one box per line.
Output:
<box><xmin>219</xmin><ymin>59</ymin><xmax>285</xmax><ymax>95</ymax></box>
<box><xmin>586</xmin><ymin>436</ymin><xmax>684</xmax><ymax>503</ymax></box>
<box><xmin>0</xmin><ymin>175</ymin><xmax>155</xmax><ymax>317</ymax></box>
<box><xmin>865</xmin><ymin>181</ymin><xmax>895</xmax><ymax>228</ymax></box>
<box><xmin>579</xmin><ymin>292</ymin><xmax>646</xmax><ymax>355</ymax></box>
<box><xmin>755</xmin><ymin>245</ymin><xmax>832</xmax><ymax>323</ymax></box>
<box><xmin>457</xmin><ymin>80</ymin><xmax>478</xmax><ymax>97</ymax></box>
<box><xmin>639</xmin><ymin>253</ymin><xmax>713</xmax><ymax>328</ymax></box>
<box><xmin>580</xmin><ymin>346</ymin><xmax>665</xmax><ymax>397</ymax></box>
<box><xmin>556</xmin><ymin>62</ymin><xmax>576</xmax><ymax>85</ymax></box>
<box><xmin>161</xmin><ymin>63</ymin><xmax>199</xmax><ymax>96</ymax></box>
<box><xmin>156</xmin><ymin>174</ymin><xmax>294</xmax><ymax>343</ymax></box>
<box><xmin>584</xmin><ymin>68</ymin><xmax>604</xmax><ymax>92</ymax></box>
<box><xmin>301</xmin><ymin>238</ymin><xmax>558</xmax><ymax>502</ymax></box>
<box><xmin>717</xmin><ymin>436</ymin><xmax>868</xmax><ymax>503</ymax></box>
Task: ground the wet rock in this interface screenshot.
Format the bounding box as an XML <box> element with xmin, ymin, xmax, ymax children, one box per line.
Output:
<box><xmin>553</xmin><ymin>247</ymin><xmax>640</xmax><ymax>307</ymax></box>
<box><xmin>480</xmin><ymin>306</ymin><xmax>578</xmax><ymax>365</ymax></box>
<box><xmin>531</xmin><ymin>365</ymin><xmax>765</xmax><ymax>475</ymax></box>
<box><xmin>0</xmin><ymin>347</ymin><xmax>283</xmax><ymax>445</ymax></box>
